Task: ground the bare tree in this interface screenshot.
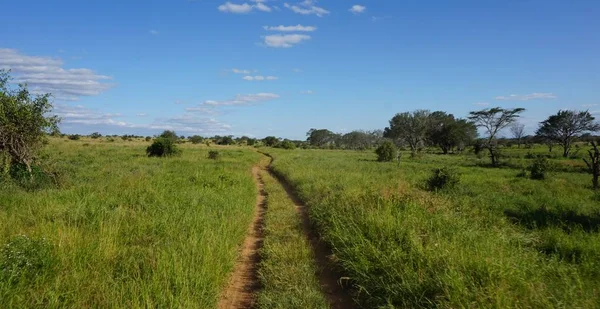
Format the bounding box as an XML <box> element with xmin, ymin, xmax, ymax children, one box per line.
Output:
<box><xmin>583</xmin><ymin>141</ymin><xmax>600</xmax><ymax>190</ymax></box>
<box><xmin>468</xmin><ymin>107</ymin><xmax>525</xmax><ymax>166</ymax></box>
<box><xmin>510</xmin><ymin>123</ymin><xmax>526</xmax><ymax>148</ymax></box>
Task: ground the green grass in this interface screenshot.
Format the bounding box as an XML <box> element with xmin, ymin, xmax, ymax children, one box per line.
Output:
<box><xmin>267</xmin><ymin>148</ymin><xmax>600</xmax><ymax>308</ymax></box>
<box><xmin>256</xmin><ymin>169</ymin><xmax>329</xmax><ymax>309</ymax></box>
<box><xmin>0</xmin><ymin>138</ymin><xmax>260</xmax><ymax>308</ymax></box>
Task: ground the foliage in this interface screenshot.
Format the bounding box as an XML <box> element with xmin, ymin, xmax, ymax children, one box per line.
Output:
<box><xmin>468</xmin><ymin>107</ymin><xmax>525</xmax><ymax>166</ymax></box>
<box><xmin>276</xmin><ymin>140</ymin><xmax>296</xmax><ymax>150</ymax></box>
<box><xmin>263</xmin><ymin>136</ymin><xmax>280</xmax><ymax>147</ymax></box>
<box><xmin>384</xmin><ymin>110</ymin><xmax>430</xmax><ymax>154</ymax></box>
<box><xmin>583</xmin><ymin>141</ymin><xmax>600</xmax><ymax>190</ymax></box>
<box><xmin>145</xmin><ymin>136</ymin><xmax>151</xmax><ymax>142</ymax></box>
<box><xmin>510</xmin><ymin>123</ymin><xmax>525</xmax><ymax>148</ymax></box>
<box><xmin>7</xmin><ymin>162</ymin><xmax>56</xmax><ymax>190</ymax></box>
<box><xmin>427</xmin><ymin>111</ymin><xmax>477</xmax><ymax>154</ymax></box>
<box><xmin>306</xmin><ymin>128</ymin><xmax>339</xmax><ymax>148</ymax></box>
<box><xmin>1</xmin><ymin>235</ymin><xmax>55</xmax><ymax>283</ymax></box>
<box><xmin>536</xmin><ymin>110</ymin><xmax>600</xmax><ymax>158</ymax></box>
<box><xmin>68</xmin><ymin>134</ymin><xmax>81</xmax><ymax>140</ymax></box>
<box><xmin>90</xmin><ymin>132</ymin><xmax>102</xmax><ymax>139</ymax></box>
<box><xmin>0</xmin><ymin>70</ymin><xmax>60</xmax><ymax>173</ymax></box>
<box><xmin>189</xmin><ymin>135</ymin><xmax>204</xmax><ymax>144</ymax></box>
<box><xmin>375</xmin><ymin>141</ymin><xmax>397</xmax><ymax>162</ymax></box>
<box><xmin>159</xmin><ymin>130</ymin><xmax>179</xmax><ymax>141</ymax></box>
<box><xmin>146</xmin><ymin>137</ymin><xmax>181</xmax><ymax>157</ymax></box>
<box><xmin>207</xmin><ymin>150</ymin><xmax>221</xmax><ymax>160</ymax></box>
<box><xmin>529</xmin><ymin>156</ymin><xmax>552</xmax><ymax>180</ymax></box>
<box><xmin>426</xmin><ymin>166</ymin><xmax>461</xmax><ymax>191</ymax></box>
<box><xmin>217</xmin><ymin>136</ymin><xmax>235</xmax><ymax>145</ymax></box>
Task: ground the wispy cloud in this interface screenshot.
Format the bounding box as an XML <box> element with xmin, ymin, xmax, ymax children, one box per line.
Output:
<box><xmin>218</xmin><ymin>1</ymin><xmax>272</xmax><ymax>13</ymax></box>
<box><xmin>264</xmin><ymin>34</ymin><xmax>311</xmax><ymax>48</ymax></box>
<box><xmin>136</xmin><ymin>113</ymin><xmax>148</xmax><ymax>117</ymax></box>
<box><xmin>581</xmin><ymin>104</ymin><xmax>598</xmax><ymax>108</ymax></box>
<box><xmin>283</xmin><ymin>1</ymin><xmax>329</xmax><ymax>17</ymax></box>
<box><xmin>494</xmin><ymin>92</ymin><xmax>557</xmax><ymax>101</ymax></box>
<box><xmin>230</xmin><ymin>68</ymin><xmax>252</xmax><ymax>74</ymax></box>
<box><xmin>473</xmin><ymin>102</ymin><xmax>489</xmax><ymax>106</ymax></box>
<box><xmin>202</xmin><ymin>93</ymin><xmax>279</xmax><ymax>106</ymax></box>
<box><xmin>349</xmin><ymin>5</ymin><xmax>366</xmax><ymax>14</ymax></box>
<box><xmin>0</xmin><ymin>48</ymin><xmax>113</xmax><ymax>101</ymax></box>
<box><xmin>263</xmin><ymin>24</ymin><xmax>317</xmax><ymax>32</ymax></box>
<box><xmin>54</xmin><ymin>104</ymin><xmax>126</xmax><ymax>126</ymax></box>
<box><xmin>149</xmin><ymin>30</ymin><xmax>159</xmax><ymax>35</ymax></box>
<box><xmin>301</xmin><ymin>90</ymin><xmax>314</xmax><ymax>94</ymax></box>
<box><xmin>242</xmin><ymin>75</ymin><xmax>278</xmax><ymax>81</ymax></box>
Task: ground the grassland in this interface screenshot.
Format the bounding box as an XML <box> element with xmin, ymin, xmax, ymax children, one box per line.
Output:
<box><xmin>268</xmin><ymin>147</ymin><xmax>600</xmax><ymax>308</ymax></box>
<box><xmin>0</xmin><ymin>138</ymin><xmax>260</xmax><ymax>308</ymax></box>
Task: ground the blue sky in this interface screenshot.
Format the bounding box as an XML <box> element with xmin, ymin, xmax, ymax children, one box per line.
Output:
<box><xmin>1</xmin><ymin>0</ymin><xmax>599</xmax><ymax>139</ymax></box>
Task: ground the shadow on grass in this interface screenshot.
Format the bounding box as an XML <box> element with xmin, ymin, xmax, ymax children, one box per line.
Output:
<box><xmin>504</xmin><ymin>207</ymin><xmax>600</xmax><ymax>232</ymax></box>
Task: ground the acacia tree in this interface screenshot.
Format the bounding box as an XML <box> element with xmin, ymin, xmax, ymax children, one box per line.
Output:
<box><xmin>384</xmin><ymin>110</ymin><xmax>430</xmax><ymax>154</ymax></box>
<box><xmin>306</xmin><ymin>128</ymin><xmax>339</xmax><ymax>148</ymax></box>
<box><xmin>0</xmin><ymin>70</ymin><xmax>60</xmax><ymax>174</ymax></box>
<box><xmin>510</xmin><ymin>122</ymin><xmax>525</xmax><ymax>148</ymax></box>
<box><xmin>468</xmin><ymin>107</ymin><xmax>525</xmax><ymax>166</ymax></box>
<box><xmin>536</xmin><ymin>110</ymin><xmax>600</xmax><ymax>158</ymax></box>
<box><xmin>583</xmin><ymin>141</ymin><xmax>600</xmax><ymax>190</ymax></box>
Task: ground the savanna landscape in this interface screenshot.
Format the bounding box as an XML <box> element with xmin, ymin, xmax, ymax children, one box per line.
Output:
<box><xmin>2</xmin><ymin>1</ymin><xmax>600</xmax><ymax>308</ymax></box>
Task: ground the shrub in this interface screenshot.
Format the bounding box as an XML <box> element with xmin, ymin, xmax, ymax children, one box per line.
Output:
<box><xmin>189</xmin><ymin>135</ymin><xmax>204</xmax><ymax>144</ymax></box>
<box><xmin>8</xmin><ymin>163</ymin><xmax>55</xmax><ymax>191</ymax></box>
<box><xmin>68</xmin><ymin>134</ymin><xmax>80</xmax><ymax>141</ymax></box>
<box><xmin>208</xmin><ymin>150</ymin><xmax>221</xmax><ymax>160</ymax></box>
<box><xmin>529</xmin><ymin>156</ymin><xmax>552</xmax><ymax>180</ymax></box>
<box><xmin>145</xmin><ymin>136</ymin><xmax>152</xmax><ymax>142</ymax></box>
<box><xmin>426</xmin><ymin>167</ymin><xmax>460</xmax><ymax>191</ymax></box>
<box><xmin>375</xmin><ymin>141</ymin><xmax>397</xmax><ymax>162</ymax></box>
<box><xmin>278</xmin><ymin>140</ymin><xmax>296</xmax><ymax>150</ymax></box>
<box><xmin>90</xmin><ymin>132</ymin><xmax>102</xmax><ymax>139</ymax></box>
<box><xmin>146</xmin><ymin>137</ymin><xmax>181</xmax><ymax>157</ymax></box>
<box><xmin>1</xmin><ymin>235</ymin><xmax>55</xmax><ymax>283</ymax></box>
<box><xmin>159</xmin><ymin>130</ymin><xmax>178</xmax><ymax>141</ymax></box>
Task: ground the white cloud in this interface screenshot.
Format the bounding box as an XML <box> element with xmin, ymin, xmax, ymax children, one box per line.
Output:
<box><xmin>264</xmin><ymin>34</ymin><xmax>311</xmax><ymax>48</ymax></box>
<box><xmin>582</xmin><ymin>104</ymin><xmax>598</xmax><ymax>108</ymax></box>
<box><xmin>185</xmin><ymin>106</ymin><xmax>219</xmax><ymax>114</ymax></box>
<box><xmin>349</xmin><ymin>5</ymin><xmax>366</xmax><ymax>14</ymax></box>
<box><xmin>218</xmin><ymin>1</ymin><xmax>272</xmax><ymax>13</ymax></box>
<box><xmin>136</xmin><ymin>113</ymin><xmax>148</xmax><ymax>117</ymax></box>
<box><xmin>263</xmin><ymin>24</ymin><xmax>317</xmax><ymax>32</ymax></box>
<box><xmin>149</xmin><ymin>30</ymin><xmax>159</xmax><ymax>35</ymax></box>
<box><xmin>231</xmin><ymin>68</ymin><xmax>251</xmax><ymax>74</ymax></box>
<box><xmin>283</xmin><ymin>2</ymin><xmax>329</xmax><ymax>17</ymax></box>
<box><xmin>202</xmin><ymin>93</ymin><xmax>279</xmax><ymax>106</ymax></box>
<box><xmin>54</xmin><ymin>104</ymin><xmax>127</xmax><ymax>126</ymax></box>
<box><xmin>494</xmin><ymin>93</ymin><xmax>557</xmax><ymax>101</ymax></box>
<box><xmin>473</xmin><ymin>102</ymin><xmax>489</xmax><ymax>106</ymax></box>
<box><xmin>301</xmin><ymin>90</ymin><xmax>314</xmax><ymax>94</ymax></box>
<box><xmin>242</xmin><ymin>75</ymin><xmax>278</xmax><ymax>81</ymax></box>
<box><xmin>0</xmin><ymin>48</ymin><xmax>113</xmax><ymax>101</ymax></box>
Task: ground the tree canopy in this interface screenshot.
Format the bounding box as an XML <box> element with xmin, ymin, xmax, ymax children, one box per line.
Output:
<box><xmin>536</xmin><ymin>110</ymin><xmax>600</xmax><ymax>157</ymax></box>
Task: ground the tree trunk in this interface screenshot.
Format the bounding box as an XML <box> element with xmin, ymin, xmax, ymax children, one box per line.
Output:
<box><xmin>563</xmin><ymin>144</ymin><xmax>570</xmax><ymax>158</ymax></box>
<box><xmin>488</xmin><ymin>147</ymin><xmax>497</xmax><ymax>166</ymax></box>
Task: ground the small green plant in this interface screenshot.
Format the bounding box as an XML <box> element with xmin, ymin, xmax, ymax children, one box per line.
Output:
<box><xmin>375</xmin><ymin>141</ymin><xmax>397</xmax><ymax>162</ymax></box>
<box><xmin>146</xmin><ymin>137</ymin><xmax>181</xmax><ymax>157</ymax></box>
<box><xmin>208</xmin><ymin>150</ymin><xmax>221</xmax><ymax>160</ymax></box>
<box><xmin>1</xmin><ymin>235</ymin><xmax>55</xmax><ymax>283</ymax></box>
<box><xmin>426</xmin><ymin>167</ymin><xmax>461</xmax><ymax>191</ymax></box>
<box><xmin>529</xmin><ymin>156</ymin><xmax>552</xmax><ymax>180</ymax></box>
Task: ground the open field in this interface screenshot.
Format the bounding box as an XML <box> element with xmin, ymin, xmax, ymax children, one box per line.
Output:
<box><xmin>2</xmin><ymin>138</ymin><xmax>600</xmax><ymax>308</ymax></box>
<box><xmin>0</xmin><ymin>138</ymin><xmax>260</xmax><ymax>308</ymax></box>
<box><xmin>269</xmin><ymin>147</ymin><xmax>600</xmax><ymax>308</ymax></box>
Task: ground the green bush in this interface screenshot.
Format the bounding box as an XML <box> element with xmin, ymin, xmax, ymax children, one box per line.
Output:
<box><xmin>278</xmin><ymin>140</ymin><xmax>296</xmax><ymax>150</ymax></box>
<box><xmin>375</xmin><ymin>141</ymin><xmax>397</xmax><ymax>162</ymax></box>
<box><xmin>189</xmin><ymin>135</ymin><xmax>204</xmax><ymax>144</ymax></box>
<box><xmin>146</xmin><ymin>137</ymin><xmax>181</xmax><ymax>157</ymax></box>
<box><xmin>426</xmin><ymin>167</ymin><xmax>460</xmax><ymax>191</ymax></box>
<box><xmin>8</xmin><ymin>163</ymin><xmax>55</xmax><ymax>191</ymax></box>
<box><xmin>208</xmin><ymin>150</ymin><xmax>221</xmax><ymax>160</ymax></box>
<box><xmin>145</xmin><ymin>136</ymin><xmax>152</xmax><ymax>142</ymax></box>
<box><xmin>1</xmin><ymin>235</ymin><xmax>55</xmax><ymax>283</ymax></box>
<box><xmin>68</xmin><ymin>134</ymin><xmax>80</xmax><ymax>141</ymax></box>
<box><xmin>529</xmin><ymin>156</ymin><xmax>552</xmax><ymax>180</ymax></box>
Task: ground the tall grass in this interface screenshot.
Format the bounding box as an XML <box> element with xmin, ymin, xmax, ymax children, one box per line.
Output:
<box><xmin>0</xmin><ymin>138</ymin><xmax>260</xmax><ymax>308</ymax></box>
<box><xmin>269</xmin><ymin>148</ymin><xmax>600</xmax><ymax>308</ymax></box>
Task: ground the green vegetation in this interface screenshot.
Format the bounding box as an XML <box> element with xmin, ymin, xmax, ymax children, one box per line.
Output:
<box><xmin>268</xmin><ymin>147</ymin><xmax>600</xmax><ymax>308</ymax></box>
<box><xmin>0</xmin><ymin>138</ymin><xmax>261</xmax><ymax>308</ymax></box>
<box><xmin>256</xmin><ymin>169</ymin><xmax>328</xmax><ymax>309</ymax></box>
<box><xmin>146</xmin><ymin>133</ymin><xmax>181</xmax><ymax>157</ymax></box>
<box><xmin>375</xmin><ymin>141</ymin><xmax>397</xmax><ymax>162</ymax></box>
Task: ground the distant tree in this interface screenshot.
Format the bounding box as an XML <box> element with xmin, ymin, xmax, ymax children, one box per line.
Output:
<box><xmin>0</xmin><ymin>70</ymin><xmax>60</xmax><ymax>175</ymax></box>
<box><xmin>146</xmin><ymin>137</ymin><xmax>181</xmax><ymax>157</ymax></box>
<box><xmin>427</xmin><ymin>111</ymin><xmax>477</xmax><ymax>154</ymax></box>
<box><xmin>90</xmin><ymin>132</ymin><xmax>102</xmax><ymax>139</ymax></box>
<box><xmin>263</xmin><ymin>136</ymin><xmax>280</xmax><ymax>147</ymax></box>
<box><xmin>277</xmin><ymin>140</ymin><xmax>296</xmax><ymax>150</ymax></box>
<box><xmin>536</xmin><ymin>110</ymin><xmax>600</xmax><ymax>158</ymax></box>
<box><xmin>509</xmin><ymin>123</ymin><xmax>526</xmax><ymax>148</ymax></box>
<box><xmin>189</xmin><ymin>135</ymin><xmax>204</xmax><ymax>144</ymax></box>
<box><xmin>384</xmin><ymin>110</ymin><xmax>430</xmax><ymax>154</ymax></box>
<box><xmin>340</xmin><ymin>131</ymin><xmax>372</xmax><ymax>150</ymax></box>
<box><xmin>159</xmin><ymin>130</ymin><xmax>178</xmax><ymax>141</ymax></box>
<box><xmin>69</xmin><ymin>134</ymin><xmax>81</xmax><ymax>141</ymax></box>
<box><xmin>217</xmin><ymin>136</ymin><xmax>235</xmax><ymax>145</ymax></box>
<box><xmin>306</xmin><ymin>129</ymin><xmax>339</xmax><ymax>148</ymax></box>
<box><xmin>468</xmin><ymin>107</ymin><xmax>525</xmax><ymax>166</ymax></box>
<box><xmin>246</xmin><ymin>138</ymin><xmax>257</xmax><ymax>146</ymax></box>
